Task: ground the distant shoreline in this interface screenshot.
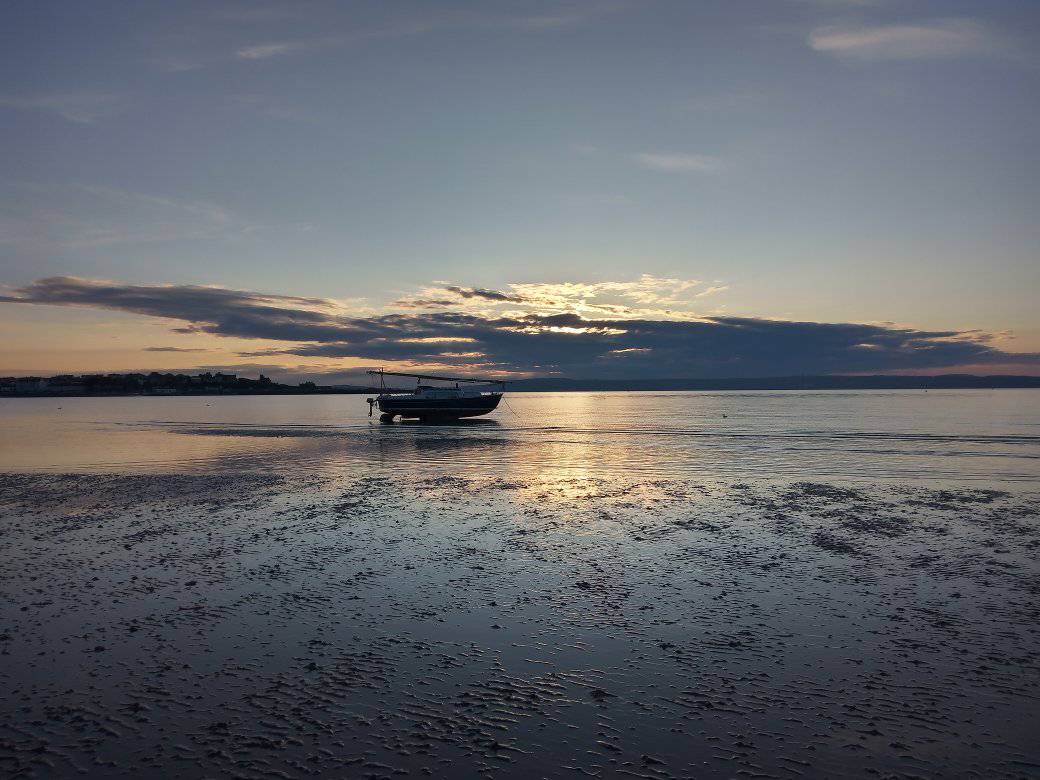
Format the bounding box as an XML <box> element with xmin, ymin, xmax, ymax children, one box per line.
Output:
<box><xmin>1</xmin><ymin>373</ymin><xmax>1039</xmax><ymax>398</ymax></box>
<box><xmin>0</xmin><ymin>388</ymin><xmax>366</xmax><ymax>398</ymax></box>
<box><xmin>505</xmin><ymin>375</ymin><xmax>1040</xmax><ymax>392</ymax></box>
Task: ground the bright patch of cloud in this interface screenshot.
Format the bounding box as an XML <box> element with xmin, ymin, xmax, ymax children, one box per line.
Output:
<box><xmin>394</xmin><ymin>275</ymin><xmax>717</xmax><ymax>320</ymax></box>
<box><xmin>236</xmin><ymin>41</ymin><xmax>308</xmax><ymax>60</ymax></box>
<box><xmin>510</xmin><ymin>275</ymin><xmax>705</xmax><ymax>311</ymax></box>
<box><xmin>809</xmin><ymin>19</ymin><xmax>1011</xmax><ymax>61</ymax></box>
<box><xmin>398</xmin><ymin>337</ymin><xmax>478</xmax><ymax>344</ymax></box>
<box><xmin>635</xmin><ymin>153</ymin><xmax>722</xmax><ymax>173</ymax></box>
<box><xmin>508</xmin><ymin>325</ymin><xmax>628</xmax><ymax>336</ymax></box>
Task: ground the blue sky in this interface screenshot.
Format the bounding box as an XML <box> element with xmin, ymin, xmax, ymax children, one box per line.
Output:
<box><xmin>1</xmin><ymin>1</ymin><xmax>1038</xmax><ymax>379</ymax></box>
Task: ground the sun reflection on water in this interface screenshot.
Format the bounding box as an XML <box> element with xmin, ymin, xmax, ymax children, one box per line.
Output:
<box><xmin>1</xmin><ymin>391</ymin><xmax>1036</xmax><ymax>486</ymax></box>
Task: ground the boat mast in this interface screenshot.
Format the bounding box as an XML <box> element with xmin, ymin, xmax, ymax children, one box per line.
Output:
<box><xmin>366</xmin><ymin>369</ymin><xmax>506</xmax><ymax>389</ymax></box>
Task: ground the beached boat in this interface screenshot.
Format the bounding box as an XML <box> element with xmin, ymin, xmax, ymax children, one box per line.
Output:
<box><xmin>366</xmin><ymin>370</ymin><xmax>504</xmax><ymax>421</ymax></box>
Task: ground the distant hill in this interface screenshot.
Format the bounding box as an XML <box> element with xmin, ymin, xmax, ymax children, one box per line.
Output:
<box><xmin>505</xmin><ymin>375</ymin><xmax>1040</xmax><ymax>391</ymax></box>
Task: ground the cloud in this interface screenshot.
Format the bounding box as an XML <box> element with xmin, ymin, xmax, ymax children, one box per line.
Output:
<box><xmin>394</xmin><ymin>275</ymin><xmax>710</xmax><ymax>317</ymax></box>
<box><xmin>0</xmin><ymin>183</ymin><xmax>257</xmax><ymax>250</ymax></box>
<box><xmin>223</xmin><ymin>3</ymin><xmax>629</xmax><ymax>66</ymax></box>
<box><xmin>809</xmin><ymin>19</ymin><xmax>1013</xmax><ymax>61</ymax></box>
<box><xmin>393</xmin><ymin>285</ymin><xmax>525</xmax><ymax>310</ymax></box>
<box><xmin>236</xmin><ymin>41</ymin><xmax>301</xmax><ymax>60</ymax></box>
<box><xmin>3</xmin><ymin>276</ymin><xmax>1036</xmax><ymax>378</ymax></box>
<box><xmin>144</xmin><ymin>346</ymin><xmax>210</xmax><ymax>353</ymax></box>
<box><xmin>694</xmin><ymin>285</ymin><xmax>730</xmax><ymax>298</ymax></box>
<box><xmin>393</xmin><ymin>298</ymin><xmax>458</xmax><ymax>309</ymax></box>
<box><xmin>0</xmin><ymin>92</ymin><xmax>123</xmax><ymax>124</ymax></box>
<box><xmin>442</xmin><ymin>286</ymin><xmax>525</xmax><ymax>303</ymax></box>
<box><xmin>144</xmin><ymin>2</ymin><xmax>634</xmax><ymax>73</ymax></box>
<box><xmin>635</xmin><ymin>153</ymin><xmax>723</xmax><ymax>173</ymax></box>
<box><xmin>509</xmin><ymin>276</ymin><xmax>704</xmax><ymax>310</ymax></box>
<box><xmin>234</xmin><ymin>37</ymin><xmax>349</xmax><ymax>60</ymax></box>
<box><xmin>506</xmin><ymin>4</ymin><xmax>621</xmax><ymax>31</ymax></box>
<box><xmin>0</xmin><ymin>276</ymin><xmax>337</xmax><ymax>331</ymax></box>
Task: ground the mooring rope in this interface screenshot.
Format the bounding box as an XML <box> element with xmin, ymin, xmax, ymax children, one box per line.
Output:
<box><xmin>502</xmin><ymin>395</ymin><xmax>522</xmax><ymax>420</ymax></box>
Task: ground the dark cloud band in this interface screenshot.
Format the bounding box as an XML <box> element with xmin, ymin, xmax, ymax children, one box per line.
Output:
<box><xmin>3</xmin><ymin>276</ymin><xmax>1035</xmax><ymax>377</ymax></box>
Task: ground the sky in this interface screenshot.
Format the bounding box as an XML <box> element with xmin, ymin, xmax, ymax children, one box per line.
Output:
<box><xmin>1</xmin><ymin>0</ymin><xmax>1038</xmax><ymax>381</ymax></box>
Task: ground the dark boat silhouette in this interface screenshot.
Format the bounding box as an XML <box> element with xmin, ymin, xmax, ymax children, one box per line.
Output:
<box><xmin>366</xmin><ymin>370</ymin><xmax>504</xmax><ymax>421</ymax></box>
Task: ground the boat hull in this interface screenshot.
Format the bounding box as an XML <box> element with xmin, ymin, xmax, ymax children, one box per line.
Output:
<box><xmin>377</xmin><ymin>393</ymin><xmax>502</xmax><ymax>419</ymax></box>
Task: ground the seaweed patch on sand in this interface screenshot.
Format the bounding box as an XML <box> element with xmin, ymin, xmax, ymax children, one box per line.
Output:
<box><xmin>1</xmin><ymin>473</ymin><xmax>1038</xmax><ymax>778</ymax></box>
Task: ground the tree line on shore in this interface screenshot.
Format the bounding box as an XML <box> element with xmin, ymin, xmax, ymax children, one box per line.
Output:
<box><xmin>0</xmin><ymin>372</ymin><xmax>349</xmax><ymax>396</ymax></box>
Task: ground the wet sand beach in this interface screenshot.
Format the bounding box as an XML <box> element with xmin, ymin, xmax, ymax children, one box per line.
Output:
<box><xmin>2</xmin><ymin>471</ymin><xmax>1039</xmax><ymax>778</ymax></box>
<box><xmin>1</xmin><ymin>392</ymin><xmax>1038</xmax><ymax>778</ymax></box>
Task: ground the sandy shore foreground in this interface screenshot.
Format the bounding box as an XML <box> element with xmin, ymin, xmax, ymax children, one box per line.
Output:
<box><xmin>1</xmin><ymin>472</ymin><xmax>1038</xmax><ymax>779</ymax></box>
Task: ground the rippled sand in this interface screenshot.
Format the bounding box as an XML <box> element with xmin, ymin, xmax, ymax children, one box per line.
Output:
<box><xmin>1</xmin><ymin>472</ymin><xmax>1038</xmax><ymax>778</ymax></box>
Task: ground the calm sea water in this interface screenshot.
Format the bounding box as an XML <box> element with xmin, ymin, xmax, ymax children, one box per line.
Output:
<box><xmin>1</xmin><ymin>390</ymin><xmax>1038</xmax><ymax>485</ymax></box>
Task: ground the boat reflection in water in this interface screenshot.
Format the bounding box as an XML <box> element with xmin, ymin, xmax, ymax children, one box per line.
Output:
<box><xmin>366</xmin><ymin>370</ymin><xmax>504</xmax><ymax>422</ymax></box>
